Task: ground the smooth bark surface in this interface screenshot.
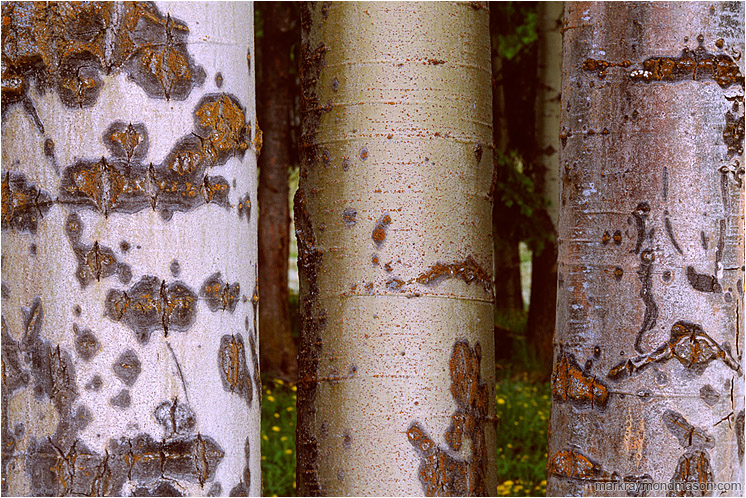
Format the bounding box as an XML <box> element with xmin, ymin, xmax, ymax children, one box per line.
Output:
<box><xmin>1</xmin><ymin>2</ymin><xmax>260</xmax><ymax>496</ymax></box>
<box><xmin>258</xmin><ymin>1</ymin><xmax>297</xmax><ymax>380</ymax></box>
<box><xmin>296</xmin><ymin>2</ymin><xmax>496</xmax><ymax>495</ymax></box>
<box><xmin>527</xmin><ymin>1</ymin><xmax>563</xmax><ymax>377</ymax></box>
<box><xmin>549</xmin><ymin>2</ymin><xmax>744</xmax><ymax>496</ymax></box>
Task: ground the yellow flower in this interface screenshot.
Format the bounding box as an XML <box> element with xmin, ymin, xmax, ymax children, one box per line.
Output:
<box><xmin>497</xmin><ymin>398</ymin><xmax>506</xmax><ymax>405</ymax></box>
<box><xmin>261</xmin><ymin>455</ymin><xmax>266</xmax><ymax>460</ymax></box>
<box><xmin>281</xmin><ymin>436</ymin><xmax>288</xmax><ymax>442</ymax></box>
<box><xmin>292</xmin><ymin>394</ymin><xmax>297</xmax><ymax>400</ymax></box>
<box><xmin>293</xmin><ymin>482</ymin><xmax>296</xmax><ymax>489</ymax></box>
<box><xmin>276</xmin><ymin>379</ymin><xmax>284</xmax><ymax>385</ymax></box>
<box><xmin>272</xmin><ymin>426</ymin><xmax>280</xmax><ymax>432</ymax></box>
<box><xmin>266</xmin><ymin>389</ymin><xmax>272</xmax><ymax>395</ymax></box>
<box><xmin>507</xmin><ymin>443</ymin><xmax>513</xmax><ymax>449</ymax></box>
<box><xmin>284</xmin><ymin>449</ymin><xmax>292</xmax><ymax>455</ymax></box>
<box><xmin>514</xmin><ymin>485</ymin><xmax>523</xmax><ymax>492</ymax></box>
<box><xmin>286</xmin><ymin>406</ymin><xmax>294</xmax><ymax>412</ymax></box>
<box><xmin>267</xmin><ymin>395</ymin><xmax>276</xmax><ymax>402</ymax></box>
<box><xmin>503</xmin><ymin>480</ymin><xmax>514</xmax><ymax>487</ymax></box>
<box><xmin>262</xmin><ymin>435</ymin><xmax>268</xmax><ymax>441</ymax></box>
<box><xmin>291</xmin><ymin>385</ymin><xmax>297</xmax><ymax>391</ymax></box>
<box><xmin>513</xmin><ymin>421</ymin><xmax>519</xmax><ymax>426</ymax></box>
<box><xmin>541</xmin><ymin>480</ymin><xmax>547</xmax><ymax>485</ymax></box>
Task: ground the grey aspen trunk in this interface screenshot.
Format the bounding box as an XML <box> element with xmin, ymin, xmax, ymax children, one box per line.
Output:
<box><xmin>527</xmin><ymin>1</ymin><xmax>563</xmax><ymax>377</ymax></box>
<box><xmin>258</xmin><ymin>1</ymin><xmax>297</xmax><ymax>380</ymax></box>
<box><xmin>1</xmin><ymin>2</ymin><xmax>260</xmax><ymax>496</ymax></box>
<box><xmin>296</xmin><ymin>2</ymin><xmax>496</xmax><ymax>495</ymax></box>
<box><xmin>549</xmin><ymin>2</ymin><xmax>744</xmax><ymax>496</ymax></box>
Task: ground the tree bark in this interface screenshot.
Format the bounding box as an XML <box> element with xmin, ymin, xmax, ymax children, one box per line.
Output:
<box><xmin>296</xmin><ymin>2</ymin><xmax>496</xmax><ymax>495</ymax></box>
<box><xmin>527</xmin><ymin>1</ymin><xmax>563</xmax><ymax>378</ymax></box>
<box><xmin>1</xmin><ymin>2</ymin><xmax>260</xmax><ymax>496</ymax></box>
<box><xmin>258</xmin><ymin>1</ymin><xmax>297</xmax><ymax>381</ymax></box>
<box><xmin>549</xmin><ymin>2</ymin><xmax>744</xmax><ymax>495</ymax></box>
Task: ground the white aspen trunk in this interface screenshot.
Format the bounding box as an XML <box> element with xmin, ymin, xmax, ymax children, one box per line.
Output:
<box><xmin>1</xmin><ymin>2</ymin><xmax>260</xmax><ymax>496</ymax></box>
<box><xmin>295</xmin><ymin>2</ymin><xmax>496</xmax><ymax>496</ymax></box>
<box><xmin>549</xmin><ymin>2</ymin><xmax>744</xmax><ymax>496</ymax></box>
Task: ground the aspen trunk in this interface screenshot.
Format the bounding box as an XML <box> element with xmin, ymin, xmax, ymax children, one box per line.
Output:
<box><xmin>549</xmin><ymin>2</ymin><xmax>744</xmax><ymax>496</ymax></box>
<box><xmin>1</xmin><ymin>2</ymin><xmax>260</xmax><ymax>496</ymax></box>
<box><xmin>258</xmin><ymin>1</ymin><xmax>297</xmax><ymax>380</ymax></box>
<box><xmin>527</xmin><ymin>1</ymin><xmax>563</xmax><ymax>377</ymax></box>
<box><xmin>296</xmin><ymin>2</ymin><xmax>496</xmax><ymax>495</ymax></box>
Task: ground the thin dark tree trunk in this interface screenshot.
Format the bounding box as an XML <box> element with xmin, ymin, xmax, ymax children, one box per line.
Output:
<box><xmin>258</xmin><ymin>1</ymin><xmax>296</xmax><ymax>380</ymax></box>
<box><xmin>527</xmin><ymin>1</ymin><xmax>563</xmax><ymax>379</ymax></box>
<box><xmin>491</xmin><ymin>7</ymin><xmax>524</xmax><ymax>315</ymax></box>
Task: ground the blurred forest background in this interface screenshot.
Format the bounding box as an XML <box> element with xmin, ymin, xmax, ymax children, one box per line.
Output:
<box><xmin>255</xmin><ymin>3</ymin><xmax>558</xmax><ymax>495</ymax></box>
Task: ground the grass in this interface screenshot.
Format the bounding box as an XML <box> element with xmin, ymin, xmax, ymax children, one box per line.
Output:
<box><xmin>260</xmin><ymin>379</ymin><xmax>297</xmax><ymax>497</ymax></box>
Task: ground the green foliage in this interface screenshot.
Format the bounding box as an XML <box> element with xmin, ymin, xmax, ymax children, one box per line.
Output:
<box><xmin>261</xmin><ymin>378</ymin><xmax>297</xmax><ymax>497</ymax></box>
<box><xmin>493</xmin><ymin>150</ymin><xmax>552</xmax><ymax>254</ymax></box>
<box><xmin>495</xmin><ymin>6</ymin><xmax>538</xmax><ymax>61</ymax></box>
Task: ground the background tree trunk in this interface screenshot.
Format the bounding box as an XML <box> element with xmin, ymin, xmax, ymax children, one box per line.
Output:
<box><xmin>1</xmin><ymin>2</ymin><xmax>260</xmax><ymax>495</ymax></box>
<box><xmin>491</xmin><ymin>7</ymin><xmax>525</xmax><ymax>315</ymax></box>
<box><xmin>296</xmin><ymin>2</ymin><xmax>496</xmax><ymax>495</ymax></box>
<box><xmin>526</xmin><ymin>1</ymin><xmax>563</xmax><ymax>379</ymax></box>
<box><xmin>258</xmin><ymin>1</ymin><xmax>297</xmax><ymax>381</ymax></box>
<box><xmin>549</xmin><ymin>2</ymin><xmax>744</xmax><ymax>495</ymax></box>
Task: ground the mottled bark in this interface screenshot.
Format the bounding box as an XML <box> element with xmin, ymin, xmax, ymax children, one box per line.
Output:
<box><xmin>258</xmin><ymin>1</ymin><xmax>297</xmax><ymax>381</ymax></box>
<box><xmin>527</xmin><ymin>1</ymin><xmax>563</xmax><ymax>378</ymax></box>
<box><xmin>1</xmin><ymin>2</ymin><xmax>260</xmax><ymax>496</ymax></box>
<box><xmin>549</xmin><ymin>2</ymin><xmax>744</xmax><ymax>496</ymax></box>
<box><xmin>491</xmin><ymin>6</ymin><xmax>524</xmax><ymax>314</ymax></box>
<box><xmin>296</xmin><ymin>2</ymin><xmax>496</xmax><ymax>495</ymax></box>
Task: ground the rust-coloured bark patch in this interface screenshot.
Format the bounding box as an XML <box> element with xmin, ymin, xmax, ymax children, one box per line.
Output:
<box><xmin>217</xmin><ymin>334</ymin><xmax>253</xmax><ymax>406</ymax></box>
<box><xmin>415</xmin><ymin>255</ymin><xmax>493</xmax><ymax>293</ymax></box>
<box><xmin>194</xmin><ymin>94</ymin><xmax>251</xmax><ymax>166</ymax></box>
<box><xmin>406</xmin><ymin>340</ymin><xmax>488</xmax><ymax>496</ymax></box>
<box><xmin>200</xmin><ymin>272</ymin><xmax>240</xmax><ymax>313</ymax></box>
<box><xmin>551</xmin><ymin>353</ymin><xmax>609</xmax><ymax>409</ymax></box>
<box><xmin>1</xmin><ymin>171</ymin><xmax>53</xmax><ymax>234</ymax></box>
<box><xmin>1</xmin><ymin>1</ymin><xmax>205</xmax><ymax>118</ymax></box>
<box><xmin>547</xmin><ymin>449</ymin><xmax>603</xmax><ymax>480</ymax></box>
<box><xmin>104</xmin><ymin>276</ymin><xmax>198</xmax><ymax>344</ymax></box>
<box><xmin>608</xmin><ymin>321</ymin><xmax>741</xmax><ymax>380</ymax></box>
<box><xmin>65</xmin><ymin>213</ymin><xmax>132</xmax><ymax>287</ymax></box>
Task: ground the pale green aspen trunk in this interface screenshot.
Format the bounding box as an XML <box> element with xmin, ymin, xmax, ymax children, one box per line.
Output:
<box><xmin>296</xmin><ymin>2</ymin><xmax>496</xmax><ymax>496</ymax></box>
<box><xmin>549</xmin><ymin>2</ymin><xmax>744</xmax><ymax>496</ymax></box>
<box><xmin>1</xmin><ymin>2</ymin><xmax>260</xmax><ymax>496</ymax></box>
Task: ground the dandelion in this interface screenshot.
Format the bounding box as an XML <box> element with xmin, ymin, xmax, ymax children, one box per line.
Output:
<box><xmin>291</xmin><ymin>385</ymin><xmax>297</xmax><ymax>392</ymax></box>
<box><xmin>513</xmin><ymin>421</ymin><xmax>519</xmax><ymax>426</ymax></box>
<box><xmin>497</xmin><ymin>398</ymin><xmax>506</xmax><ymax>405</ymax></box>
<box><xmin>276</xmin><ymin>379</ymin><xmax>285</xmax><ymax>385</ymax></box>
<box><xmin>262</xmin><ymin>435</ymin><xmax>268</xmax><ymax>441</ymax></box>
<box><xmin>267</xmin><ymin>395</ymin><xmax>276</xmax><ymax>402</ymax></box>
<box><xmin>272</xmin><ymin>426</ymin><xmax>280</xmax><ymax>432</ymax></box>
<box><xmin>541</xmin><ymin>480</ymin><xmax>547</xmax><ymax>485</ymax></box>
<box><xmin>274</xmin><ymin>413</ymin><xmax>280</xmax><ymax>418</ymax></box>
<box><xmin>507</xmin><ymin>443</ymin><xmax>513</xmax><ymax>449</ymax></box>
<box><xmin>504</xmin><ymin>480</ymin><xmax>514</xmax><ymax>486</ymax></box>
<box><xmin>261</xmin><ymin>456</ymin><xmax>266</xmax><ymax>460</ymax></box>
<box><xmin>281</xmin><ymin>436</ymin><xmax>288</xmax><ymax>442</ymax></box>
<box><xmin>286</xmin><ymin>406</ymin><xmax>294</xmax><ymax>412</ymax></box>
<box><xmin>285</xmin><ymin>449</ymin><xmax>292</xmax><ymax>455</ymax></box>
<box><xmin>293</xmin><ymin>482</ymin><xmax>297</xmax><ymax>489</ymax></box>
